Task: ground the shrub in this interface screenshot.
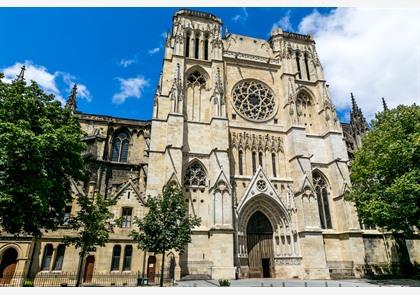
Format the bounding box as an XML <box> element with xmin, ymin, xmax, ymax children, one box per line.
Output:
<box><xmin>22</xmin><ymin>280</ymin><xmax>34</xmax><ymax>287</ymax></box>
<box><xmin>218</xmin><ymin>279</ymin><xmax>230</xmax><ymax>287</ymax></box>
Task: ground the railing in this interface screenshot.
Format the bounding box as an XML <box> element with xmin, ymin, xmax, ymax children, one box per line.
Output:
<box><xmin>0</xmin><ymin>271</ymin><xmax>175</xmax><ymax>287</ymax></box>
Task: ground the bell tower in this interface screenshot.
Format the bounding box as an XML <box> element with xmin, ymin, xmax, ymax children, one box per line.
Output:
<box><xmin>147</xmin><ymin>9</ymin><xmax>235</xmax><ymax>280</ymax></box>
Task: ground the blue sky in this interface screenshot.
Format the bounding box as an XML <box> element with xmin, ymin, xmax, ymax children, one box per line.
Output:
<box><xmin>1</xmin><ymin>7</ymin><xmax>419</xmax><ymax>122</ymax></box>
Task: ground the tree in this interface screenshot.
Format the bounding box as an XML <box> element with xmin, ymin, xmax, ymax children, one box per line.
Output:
<box><xmin>130</xmin><ymin>186</ymin><xmax>201</xmax><ymax>287</ymax></box>
<box><xmin>0</xmin><ymin>72</ymin><xmax>86</xmax><ymax>235</ymax></box>
<box><xmin>63</xmin><ymin>193</ymin><xmax>117</xmax><ymax>286</ymax></box>
<box><xmin>347</xmin><ymin>104</ymin><xmax>419</xmax><ymax>235</ymax></box>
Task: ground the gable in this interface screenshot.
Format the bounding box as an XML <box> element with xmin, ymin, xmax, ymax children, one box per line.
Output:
<box><xmin>236</xmin><ymin>166</ymin><xmax>288</xmax><ymax>217</ymax></box>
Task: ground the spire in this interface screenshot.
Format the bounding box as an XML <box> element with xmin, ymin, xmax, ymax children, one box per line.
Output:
<box><xmin>16</xmin><ymin>65</ymin><xmax>26</xmax><ymax>81</ymax></box>
<box><xmin>349</xmin><ymin>92</ymin><xmax>368</xmax><ymax>137</ymax></box>
<box><xmin>65</xmin><ymin>84</ymin><xmax>77</xmax><ymax>112</ymax></box>
<box><xmin>382</xmin><ymin>97</ymin><xmax>389</xmax><ymax>111</ymax></box>
<box><xmin>350</xmin><ymin>92</ymin><xmax>358</xmax><ymax>113</ymax></box>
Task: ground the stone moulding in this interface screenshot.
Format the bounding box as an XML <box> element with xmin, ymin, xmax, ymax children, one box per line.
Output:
<box><xmin>223</xmin><ymin>51</ymin><xmax>281</xmax><ymax>65</ymax></box>
<box><xmin>274</xmin><ymin>256</ymin><xmax>303</xmax><ymax>265</ymax></box>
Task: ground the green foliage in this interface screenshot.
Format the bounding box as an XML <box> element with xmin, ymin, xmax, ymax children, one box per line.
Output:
<box><xmin>130</xmin><ymin>186</ymin><xmax>201</xmax><ymax>254</ymax></box>
<box><xmin>22</xmin><ymin>280</ymin><xmax>34</xmax><ymax>287</ymax></box>
<box><xmin>63</xmin><ymin>193</ymin><xmax>116</xmax><ymax>255</ymax></box>
<box><xmin>218</xmin><ymin>279</ymin><xmax>230</xmax><ymax>286</ymax></box>
<box><xmin>0</xmin><ymin>73</ymin><xmax>86</xmax><ymax>235</ymax></box>
<box><xmin>347</xmin><ymin>104</ymin><xmax>420</xmax><ymax>236</ymax></box>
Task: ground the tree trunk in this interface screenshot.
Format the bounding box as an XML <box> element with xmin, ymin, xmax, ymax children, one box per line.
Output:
<box><xmin>392</xmin><ymin>233</ymin><xmax>413</xmax><ymax>276</ymax></box>
<box><xmin>76</xmin><ymin>250</ymin><xmax>86</xmax><ymax>287</ymax></box>
<box><xmin>160</xmin><ymin>250</ymin><xmax>165</xmax><ymax>287</ymax></box>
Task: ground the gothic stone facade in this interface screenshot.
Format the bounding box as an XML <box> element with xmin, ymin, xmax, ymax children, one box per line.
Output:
<box><xmin>1</xmin><ymin>9</ymin><xmax>420</xmax><ymax>285</ymax></box>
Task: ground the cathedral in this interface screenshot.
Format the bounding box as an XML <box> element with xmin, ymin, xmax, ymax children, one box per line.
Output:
<box><xmin>1</xmin><ymin>9</ymin><xmax>419</xmax><ymax>286</ymax></box>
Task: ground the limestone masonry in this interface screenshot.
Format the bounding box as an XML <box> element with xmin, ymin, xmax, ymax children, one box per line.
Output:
<box><xmin>1</xmin><ymin>9</ymin><xmax>419</xmax><ymax>286</ymax></box>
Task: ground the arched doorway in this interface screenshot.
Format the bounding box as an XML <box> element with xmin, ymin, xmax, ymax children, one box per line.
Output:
<box><xmin>0</xmin><ymin>248</ymin><xmax>18</xmax><ymax>284</ymax></box>
<box><xmin>246</xmin><ymin>211</ymin><xmax>274</xmax><ymax>278</ymax></box>
<box><xmin>83</xmin><ymin>255</ymin><xmax>95</xmax><ymax>283</ymax></box>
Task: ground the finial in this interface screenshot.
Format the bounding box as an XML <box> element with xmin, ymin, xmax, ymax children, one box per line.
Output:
<box><xmin>350</xmin><ymin>92</ymin><xmax>358</xmax><ymax>112</ymax></box>
<box><xmin>65</xmin><ymin>84</ymin><xmax>77</xmax><ymax>111</ymax></box>
<box><xmin>16</xmin><ymin>65</ymin><xmax>26</xmax><ymax>81</ymax></box>
<box><xmin>381</xmin><ymin>97</ymin><xmax>388</xmax><ymax>111</ymax></box>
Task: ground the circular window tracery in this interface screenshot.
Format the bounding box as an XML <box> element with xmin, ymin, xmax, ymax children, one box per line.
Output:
<box><xmin>232</xmin><ymin>80</ymin><xmax>276</xmax><ymax>122</ymax></box>
<box><xmin>256</xmin><ymin>180</ymin><xmax>267</xmax><ymax>192</ymax></box>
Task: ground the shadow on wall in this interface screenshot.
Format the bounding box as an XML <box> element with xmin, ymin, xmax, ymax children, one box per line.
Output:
<box><xmin>362</xmin><ymin>234</ymin><xmax>418</xmax><ymax>279</ymax></box>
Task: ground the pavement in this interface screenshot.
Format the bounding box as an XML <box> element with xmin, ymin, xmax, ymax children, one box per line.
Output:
<box><xmin>175</xmin><ymin>278</ymin><xmax>420</xmax><ymax>287</ymax></box>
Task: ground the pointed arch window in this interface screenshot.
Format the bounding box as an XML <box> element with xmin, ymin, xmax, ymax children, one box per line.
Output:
<box><xmin>195</xmin><ymin>33</ymin><xmax>200</xmax><ymax>59</ymax></box>
<box><xmin>304</xmin><ymin>53</ymin><xmax>310</xmax><ymax>80</ymax></box>
<box><xmin>252</xmin><ymin>151</ymin><xmax>257</xmax><ymax>174</ymax></box>
<box><xmin>238</xmin><ymin>150</ymin><xmax>244</xmax><ymax>175</ymax></box>
<box><xmin>186</xmin><ymin>70</ymin><xmax>206</xmax><ymax>88</ymax></box>
<box><xmin>296</xmin><ymin>92</ymin><xmax>312</xmax><ymax>110</ymax></box>
<box><xmin>295</xmin><ymin>52</ymin><xmax>302</xmax><ymax>79</ymax></box>
<box><xmin>296</xmin><ymin>91</ymin><xmax>313</xmax><ymax>122</ymax></box>
<box><xmin>204</xmin><ymin>36</ymin><xmax>209</xmax><ymax>60</ymax></box>
<box><xmin>183</xmin><ymin>161</ymin><xmax>206</xmax><ymax>187</ymax></box>
<box><xmin>185</xmin><ymin>32</ymin><xmax>191</xmax><ymax>57</ymax></box>
<box><xmin>111</xmin><ymin>130</ymin><xmax>130</xmax><ymax>162</ymax></box>
<box><xmin>313</xmin><ymin>171</ymin><xmax>332</xmax><ymax>229</ymax></box>
<box><xmin>258</xmin><ymin>151</ymin><xmax>264</xmax><ymax>169</ymax></box>
<box><xmin>272</xmin><ymin>153</ymin><xmax>277</xmax><ymax>177</ymax></box>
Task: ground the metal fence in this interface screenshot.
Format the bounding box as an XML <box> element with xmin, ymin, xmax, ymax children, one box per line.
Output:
<box><xmin>0</xmin><ymin>271</ymin><xmax>173</xmax><ymax>287</ymax></box>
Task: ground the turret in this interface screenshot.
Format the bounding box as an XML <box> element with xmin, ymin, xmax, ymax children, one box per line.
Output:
<box><xmin>65</xmin><ymin>84</ymin><xmax>78</xmax><ymax>112</ymax></box>
<box><xmin>15</xmin><ymin>65</ymin><xmax>25</xmax><ymax>82</ymax></box>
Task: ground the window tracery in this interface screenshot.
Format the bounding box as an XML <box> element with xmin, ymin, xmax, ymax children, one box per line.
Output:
<box><xmin>232</xmin><ymin>80</ymin><xmax>276</xmax><ymax>122</ymax></box>
<box><xmin>111</xmin><ymin>130</ymin><xmax>130</xmax><ymax>162</ymax></box>
<box><xmin>296</xmin><ymin>91</ymin><xmax>312</xmax><ymax>119</ymax></box>
<box><xmin>256</xmin><ymin>180</ymin><xmax>267</xmax><ymax>192</ymax></box>
<box><xmin>184</xmin><ymin>162</ymin><xmax>206</xmax><ymax>187</ymax></box>
<box><xmin>186</xmin><ymin>71</ymin><xmax>206</xmax><ymax>88</ymax></box>
<box><xmin>313</xmin><ymin>171</ymin><xmax>332</xmax><ymax>229</ymax></box>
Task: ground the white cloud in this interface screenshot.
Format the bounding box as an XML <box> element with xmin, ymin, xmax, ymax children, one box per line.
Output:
<box><xmin>232</xmin><ymin>14</ymin><xmax>241</xmax><ymax>22</ymax></box>
<box><xmin>1</xmin><ymin>60</ymin><xmax>91</xmax><ymax>105</ymax></box>
<box><xmin>148</xmin><ymin>47</ymin><xmax>161</xmax><ymax>55</ymax></box>
<box><xmin>271</xmin><ymin>10</ymin><xmax>293</xmax><ymax>33</ymax></box>
<box><xmin>2</xmin><ymin>60</ymin><xmax>62</xmax><ymax>102</ymax></box>
<box><xmin>232</xmin><ymin>8</ymin><xmax>248</xmax><ymax>23</ymax></box>
<box><xmin>298</xmin><ymin>8</ymin><xmax>420</xmax><ymax>121</ymax></box>
<box><xmin>60</xmin><ymin>72</ymin><xmax>91</xmax><ymax>102</ymax></box>
<box><xmin>119</xmin><ymin>58</ymin><xmax>137</xmax><ymax>68</ymax></box>
<box><xmin>112</xmin><ymin>76</ymin><xmax>149</xmax><ymax>104</ymax></box>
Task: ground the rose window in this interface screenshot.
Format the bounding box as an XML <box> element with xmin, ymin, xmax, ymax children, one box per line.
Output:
<box><xmin>256</xmin><ymin>180</ymin><xmax>267</xmax><ymax>192</ymax></box>
<box><xmin>184</xmin><ymin>162</ymin><xmax>206</xmax><ymax>187</ymax></box>
<box><xmin>232</xmin><ymin>80</ymin><xmax>276</xmax><ymax>121</ymax></box>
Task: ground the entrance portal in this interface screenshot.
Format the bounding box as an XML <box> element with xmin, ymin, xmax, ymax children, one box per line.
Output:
<box><xmin>0</xmin><ymin>248</ymin><xmax>18</xmax><ymax>284</ymax></box>
<box><xmin>246</xmin><ymin>211</ymin><xmax>274</xmax><ymax>278</ymax></box>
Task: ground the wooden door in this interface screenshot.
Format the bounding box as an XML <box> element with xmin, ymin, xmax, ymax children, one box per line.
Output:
<box><xmin>246</xmin><ymin>211</ymin><xmax>274</xmax><ymax>278</ymax></box>
<box><xmin>83</xmin><ymin>256</ymin><xmax>95</xmax><ymax>283</ymax></box>
<box><xmin>147</xmin><ymin>256</ymin><xmax>156</xmax><ymax>284</ymax></box>
<box><xmin>0</xmin><ymin>248</ymin><xmax>18</xmax><ymax>284</ymax></box>
<box><xmin>262</xmin><ymin>258</ymin><xmax>271</xmax><ymax>278</ymax></box>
